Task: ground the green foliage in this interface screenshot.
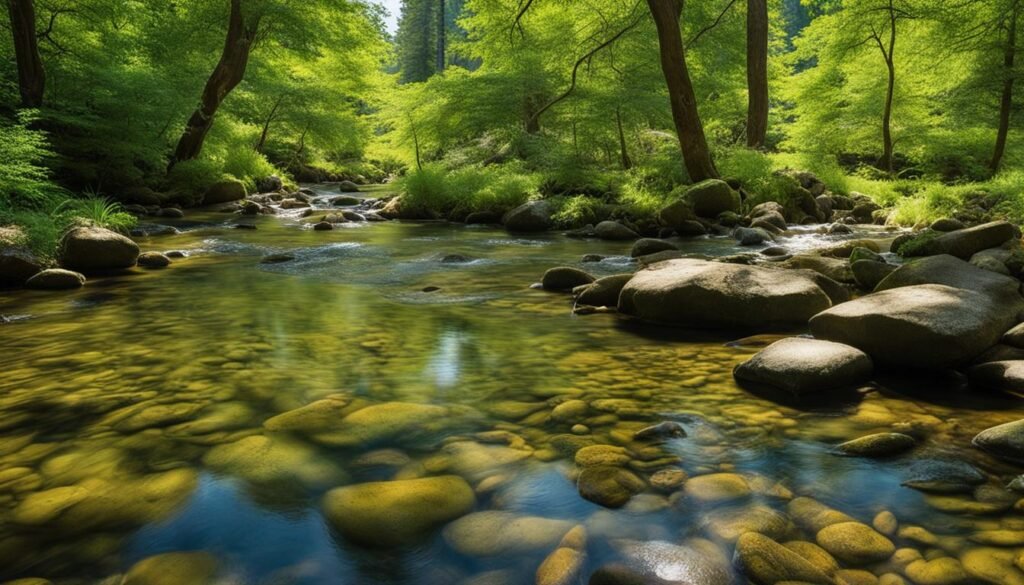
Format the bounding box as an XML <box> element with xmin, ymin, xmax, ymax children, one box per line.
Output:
<box><xmin>399</xmin><ymin>163</ymin><xmax>538</xmax><ymax>217</ymax></box>
<box><xmin>551</xmin><ymin>196</ymin><xmax>604</xmax><ymax>227</ymax></box>
<box><xmin>55</xmin><ymin>198</ymin><xmax>137</xmax><ymax>234</ymax></box>
<box><xmin>0</xmin><ymin>113</ymin><xmax>60</xmax><ymax>209</ymax></box>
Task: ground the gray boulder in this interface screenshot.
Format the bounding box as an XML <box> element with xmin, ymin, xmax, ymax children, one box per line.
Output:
<box><xmin>852</xmin><ymin>260</ymin><xmax>896</xmax><ymax>291</ymax></box>
<box><xmin>875</xmin><ymin>255</ymin><xmax>1024</xmax><ymax>305</ymax></box>
<box><xmin>338</xmin><ymin>180</ymin><xmax>361</xmax><ymax>192</ymax></box>
<box><xmin>968</xmin><ymin>361</ymin><xmax>1024</xmax><ymax>393</ymax></box>
<box><xmin>733</xmin><ymin>337</ymin><xmax>873</xmax><ymax>394</ymax></box>
<box><xmin>25</xmin><ymin>268</ymin><xmax>85</xmax><ymax>290</ymax></box>
<box><xmin>631</xmin><ymin>239</ymin><xmax>677</xmax><ymax>258</ymax></box>
<box><xmin>903</xmin><ymin>221</ymin><xmax>1018</xmax><ymax>260</ymax></box>
<box><xmin>59</xmin><ymin>226</ymin><xmax>140</xmax><ymax>273</ymax></box>
<box><xmin>576</xmin><ymin>274</ymin><xmax>633</xmax><ymax>307</ymax></box>
<box><xmin>735</xmin><ymin>227</ymin><xmax>771</xmax><ymax>246</ymax></box>
<box><xmin>618</xmin><ymin>259</ymin><xmax>833</xmax><ymax>330</ymax></box>
<box><xmin>676</xmin><ymin>220</ymin><xmax>707</xmax><ymax>237</ymax></box>
<box><xmin>503</xmin><ymin>201</ymin><xmax>553</xmax><ymax>232</ymax></box>
<box><xmin>0</xmin><ymin>245</ymin><xmax>42</xmax><ymax>287</ymax></box>
<box><xmin>542</xmin><ymin>267</ymin><xmax>595</xmax><ymax>291</ymax></box>
<box><xmin>810</xmin><ymin>284</ymin><xmax>1018</xmax><ymax>368</ymax></box>
<box><xmin>595</xmin><ymin>221</ymin><xmax>638</xmax><ymax>241</ymax></box>
<box><xmin>974</xmin><ymin>418</ymin><xmax>1024</xmax><ymax>463</ymax></box>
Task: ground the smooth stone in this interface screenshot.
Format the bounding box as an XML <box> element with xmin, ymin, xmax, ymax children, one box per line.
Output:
<box><xmin>974</xmin><ymin>419</ymin><xmax>1024</xmax><ymax>463</ymax></box>
<box><xmin>316</xmin><ymin>402</ymin><xmax>452</xmax><ymax>447</ymax></box>
<box><xmin>788</xmin><ymin>497</ymin><xmax>855</xmax><ymax>533</ymax></box>
<box><xmin>552</xmin><ymin>400</ymin><xmax>589</xmax><ymax>423</ymax></box>
<box><xmin>901</xmin><ymin>459</ymin><xmax>986</xmax><ymax>493</ymax></box>
<box><xmin>323</xmin><ymin>475</ymin><xmax>475</xmax><ymax>546</ymax></box>
<box><xmin>504</xmin><ymin>201</ymin><xmax>553</xmax><ymax>233</ymax></box>
<box><xmin>649</xmin><ymin>468</ymin><xmax>687</xmax><ymax>493</ymax></box>
<box><xmin>684</xmin><ymin>473</ymin><xmax>751</xmax><ymax>504</ymax></box>
<box><xmin>536</xmin><ymin>526</ymin><xmax>586</xmax><ymax>585</ymax></box>
<box><xmin>59</xmin><ymin>226</ymin><xmax>139</xmax><ymax>272</ymax></box>
<box><xmin>834</xmin><ymin>433</ymin><xmax>916</xmax><ymax>458</ymax></box>
<box><xmin>783</xmin><ymin>540</ymin><xmax>840</xmax><ymax>575</ymax></box>
<box><xmin>873</xmin><ymin>511</ymin><xmax>898</xmax><ymax>535</ymax></box>
<box><xmin>968</xmin><ymin>361</ymin><xmax>1024</xmax><ymax>393</ymax></box>
<box><xmin>733</xmin><ymin>337</ymin><xmax>873</xmax><ymax>394</ymax></box>
<box><xmin>576</xmin><ymin>274</ymin><xmax>633</xmax><ymax>307</ymax></box>
<box><xmin>902</xmin><ymin>221</ymin><xmax>1017</xmax><ymax>260</ymax></box>
<box><xmin>577</xmin><ymin>465</ymin><xmax>645</xmax><ymax>508</ymax></box>
<box><xmin>733</xmin><ymin>533</ymin><xmax>834</xmax><ymax>585</ymax></box>
<box><xmin>25</xmin><ymin>269</ymin><xmax>85</xmax><ymax>290</ymax></box>
<box><xmin>686</xmin><ymin>179</ymin><xmax>741</xmax><ymax>217</ymax></box>
<box><xmin>634</xmin><ymin>422</ymin><xmax>686</xmax><ymax>441</ymax></box>
<box><xmin>123</xmin><ymin>551</ymin><xmax>218</xmax><ymax>585</ymax></box>
<box><xmin>816</xmin><ymin>522</ymin><xmax>895</xmax><ymax>565</ymax></box>
<box><xmin>137</xmin><ymin>251</ymin><xmax>171</xmax><ymax>268</ymax></box>
<box><xmin>1004</xmin><ymin>323</ymin><xmax>1024</xmax><ymax>348</ymax></box>
<box><xmin>960</xmin><ymin>547</ymin><xmax>1024</xmax><ymax>585</ymax></box>
<box><xmin>852</xmin><ymin>260</ymin><xmax>896</xmax><ymax>290</ymax></box>
<box><xmin>612</xmin><ymin>539</ymin><xmax>731</xmax><ymax>585</ymax></box>
<box><xmin>704</xmin><ymin>504</ymin><xmax>792</xmax><ymax>541</ymax></box>
<box><xmin>443</xmin><ymin>511</ymin><xmax>574</xmax><ymax>557</ymax></box>
<box><xmin>810</xmin><ymin>284</ymin><xmax>1019</xmax><ymax>369</ymax></box>
<box><xmin>619</xmin><ymin>259</ymin><xmax>833</xmax><ymax>330</ymax></box>
<box><xmin>543</xmin><ymin>267</ymin><xmax>595</xmax><ymax>291</ymax></box>
<box><xmin>203</xmin><ymin>435</ymin><xmax>341</xmax><ymax>487</ymax></box>
<box><xmin>260</xmin><ymin>253</ymin><xmax>295</xmax><ymax>264</ymax></box>
<box><xmin>595</xmin><ymin>221</ymin><xmax>639</xmax><ymax>241</ymax></box>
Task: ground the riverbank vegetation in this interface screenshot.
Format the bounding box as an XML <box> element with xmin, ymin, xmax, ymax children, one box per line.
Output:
<box><xmin>2</xmin><ymin>0</ymin><xmax>1024</xmax><ymax>255</ymax></box>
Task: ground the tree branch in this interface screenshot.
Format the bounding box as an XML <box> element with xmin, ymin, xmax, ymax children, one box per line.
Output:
<box><xmin>686</xmin><ymin>0</ymin><xmax>739</xmax><ymax>48</ymax></box>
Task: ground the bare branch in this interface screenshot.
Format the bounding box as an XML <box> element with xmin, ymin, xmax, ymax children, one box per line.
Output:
<box><xmin>686</xmin><ymin>0</ymin><xmax>740</xmax><ymax>48</ymax></box>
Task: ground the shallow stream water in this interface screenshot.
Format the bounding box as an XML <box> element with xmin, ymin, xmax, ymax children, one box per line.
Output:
<box><xmin>2</xmin><ymin>185</ymin><xmax>1024</xmax><ymax>584</ymax></box>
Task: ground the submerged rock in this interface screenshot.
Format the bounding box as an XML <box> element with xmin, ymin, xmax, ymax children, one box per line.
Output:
<box><xmin>610</xmin><ymin>540</ymin><xmax>732</xmax><ymax>585</ymax></box>
<box><xmin>634</xmin><ymin>421</ymin><xmax>686</xmax><ymax>441</ymax></box>
<box><xmin>137</xmin><ymin>251</ymin><xmax>171</xmax><ymax>268</ymax></box>
<box><xmin>683</xmin><ymin>473</ymin><xmax>751</xmax><ymax>504</ymax></box>
<box><xmin>816</xmin><ymin>522</ymin><xmax>895</xmax><ymax>565</ymax></box>
<box><xmin>618</xmin><ymin>259</ymin><xmax>833</xmax><ymax>330</ymax></box>
<box><xmin>733</xmin><ymin>337</ymin><xmax>873</xmax><ymax>394</ymax></box>
<box><xmin>443</xmin><ymin>511</ymin><xmax>574</xmax><ymax>557</ymax></box>
<box><xmin>901</xmin><ymin>459</ymin><xmax>986</xmax><ymax>494</ymax></box>
<box><xmin>123</xmin><ymin>551</ymin><xmax>219</xmax><ymax>585</ymax></box>
<box><xmin>536</xmin><ymin>526</ymin><xmax>587</xmax><ymax>585</ymax></box>
<box><xmin>311</xmin><ymin>401</ymin><xmax>456</xmax><ymax>447</ymax></box>
<box><xmin>577</xmin><ymin>465</ymin><xmax>645</xmax><ymax>508</ymax></box>
<box><xmin>322</xmin><ymin>475</ymin><xmax>475</xmax><ymax>547</ymax></box>
<box><xmin>59</xmin><ymin>226</ymin><xmax>140</xmax><ymax>272</ymax></box>
<box><xmin>631</xmin><ymin>238</ymin><xmax>677</xmax><ymax>258</ymax></box>
<box><xmin>834</xmin><ymin>433</ymin><xmax>916</xmax><ymax>458</ymax></box>
<box><xmin>734</xmin><ymin>533</ymin><xmax>833</xmax><ymax>585</ymax></box>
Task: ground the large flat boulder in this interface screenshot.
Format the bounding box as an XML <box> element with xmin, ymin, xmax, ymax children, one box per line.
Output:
<box><xmin>202</xmin><ymin>179</ymin><xmax>247</xmax><ymax>205</ymax></box>
<box><xmin>876</xmin><ymin>254</ymin><xmax>1024</xmax><ymax>303</ymax></box>
<box><xmin>903</xmin><ymin>221</ymin><xmax>1018</xmax><ymax>260</ymax></box>
<box><xmin>618</xmin><ymin>259</ymin><xmax>833</xmax><ymax>330</ymax></box>
<box><xmin>59</xmin><ymin>226</ymin><xmax>139</xmax><ymax>272</ymax></box>
<box><xmin>810</xmin><ymin>284</ymin><xmax>1017</xmax><ymax>368</ymax></box>
<box><xmin>733</xmin><ymin>337</ymin><xmax>873</xmax><ymax>394</ymax></box>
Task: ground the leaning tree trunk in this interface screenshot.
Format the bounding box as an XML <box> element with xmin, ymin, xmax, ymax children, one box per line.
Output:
<box><xmin>745</xmin><ymin>0</ymin><xmax>769</xmax><ymax>148</ymax></box>
<box><xmin>992</xmin><ymin>3</ymin><xmax>1018</xmax><ymax>173</ymax></box>
<box><xmin>616</xmin><ymin>107</ymin><xmax>632</xmax><ymax>170</ymax></box>
<box><xmin>169</xmin><ymin>0</ymin><xmax>259</xmax><ymax>170</ymax></box>
<box><xmin>436</xmin><ymin>0</ymin><xmax>445</xmax><ymax>72</ymax></box>
<box><xmin>646</xmin><ymin>0</ymin><xmax>719</xmax><ymax>182</ymax></box>
<box><xmin>6</xmin><ymin>0</ymin><xmax>45</xmax><ymax>108</ymax></box>
<box><xmin>254</xmin><ymin>95</ymin><xmax>283</xmax><ymax>153</ymax></box>
<box><xmin>878</xmin><ymin>3</ymin><xmax>897</xmax><ymax>173</ymax></box>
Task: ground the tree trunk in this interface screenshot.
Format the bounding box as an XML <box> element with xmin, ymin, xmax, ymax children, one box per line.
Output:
<box><xmin>169</xmin><ymin>0</ymin><xmax>259</xmax><ymax>170</ymax></box>
<box><xmin>524</xmin><ymin>95</ymin><xmax>542</xmax><ymax>134</ymax></box>
<box><xmin>254</xmin><ymin>95</ymin><xmax>283</xmax><ymax>153</ymax></box>
<box><xmin>992</xmin><ymin>2</ymin><xmax>1018</xmax><ymax>173</ymax></box>
<box><xmin>745</xmin><ymin>0</ymin><xmax>769</xmax><ymax>148</ymax></box>
<box><xmin>436</xmin><ymin>0</ymin><xmax>445</xmax><ymax>72</ymax></box>
<box><xmin>879</xmin><ymin>1</ymin><xmax>897</xmax><ymax>173</ymax></box>
<box><xmin>7</xmin><ymin>0</ymin><xmax>45</xmax><ymax>108</ymax></box>
<box><xmin>646</xmin><ymin>0</ymin><xmax>718</xmax><ymax>182</ymax></box>
<box><xmin>616</xmin><ymin>107</ymin><xmax>632</xmax><ymax>169</ymax></box>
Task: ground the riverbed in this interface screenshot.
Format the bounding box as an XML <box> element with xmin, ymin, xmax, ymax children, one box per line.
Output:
<box><xmin>1</xmin><ymin>185</ymin><xmax>1023</xmax><ymax>584</ymax></box>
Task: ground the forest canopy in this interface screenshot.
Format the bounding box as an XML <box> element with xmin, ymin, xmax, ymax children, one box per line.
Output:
<box><xmin>2</xmin><ymin>0</ymin><xmax>1024</xmax><ymax>256</ymax></box>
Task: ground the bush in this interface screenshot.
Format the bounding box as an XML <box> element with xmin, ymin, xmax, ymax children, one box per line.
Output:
<box><xmin>400</xmin><ymin>164</ymin><xmax>539</xmax><ymax>217</ymax></box>
<box><xmin>0</xmin><ymin>112</ymin><xmax>61</xmax><ymax>209</ymax></box>
<box><xmin>551</xmin><ymin>196</ymin><xmax>604</xmax><ymax>227</ymax></box>
<box><xmin>55</xmin><ymin>197</ymin><xmax>137</xmax><ymax>233</ymax></box>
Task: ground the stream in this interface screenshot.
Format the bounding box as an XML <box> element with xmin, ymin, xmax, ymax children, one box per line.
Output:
<box><xmin>1</xmin><ymin>183</ymin><xmax>1023</xmax><ymax>584</ymax></box>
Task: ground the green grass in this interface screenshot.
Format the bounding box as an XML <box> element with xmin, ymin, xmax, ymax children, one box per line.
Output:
<box><xmin>2</xmin><ymin>196</ymin><xmax>137</xmax><ymax>261</ymax></box>
<box><xmin>399</xmin><ymin>164</ymin><xmax>539</xmax><ymax>218</ymax></box>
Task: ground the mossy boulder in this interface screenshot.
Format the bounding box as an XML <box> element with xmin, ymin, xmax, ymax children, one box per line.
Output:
<box><xmin>123</xmin><ymin>551</ymin><xmax>219</xmax><ymax>585</ymax></box>
<box><xmin>685</xmin><ymin>179</ymin><xmax>741</xmax><ymax>218</ymax></box>
<box><xmin>816</xmin><ymin>522</ymin><xmax>895</xmax><ymax>565</ymax></box>
<box><xmin>25</xmin><ymin>269</ymin><xmax>86</xmax><ymax>290</ymax></box>
<box><xmin>202</xmin><ymin>179</ymin><xmax>247</xmax><ymax>205</ymax></box>
<box><xmin>834</xmin><ymin>433</ymin><xmax>916</xmax><ymax>458</ymax></box>
<box><xmin>900</xmin><ymin>221</ymin><xmax>1018</xmax><ymax>260</ymax></box>
<box><xmin>734</xmin><ymin>533</ymin><xmax>834</xmax><ymax>585</ymax></box>
<box><xmin>542</xmin><ymin>267</ymin><xmax>595</xmax><ymax>291</ymax></box>
<box><xmin>503</xmin><ymin>200</ymin><xmax>554</xmax><ymax>232</ymax></box>
<box><xmin>323</xmin><ymin>475</ymin><xmax>475</xmax><ymax>547</ymax></box>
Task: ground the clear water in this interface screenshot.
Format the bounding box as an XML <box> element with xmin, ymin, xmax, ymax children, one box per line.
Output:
<box><xmin>1</xmin><ymin>187</ymin><xmax>1022</xmax><ymax>584</ymax></box>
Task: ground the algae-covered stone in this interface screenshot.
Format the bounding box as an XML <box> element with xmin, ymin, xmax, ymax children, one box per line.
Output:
<box><xmin>542</xmin><ymin>267</ymin><xmax>595</xmax><ymax>291</ymax></box>
<box><xmin>123</xmin><ymin>551</ymin><xmax>219</xmax><ymax>585</ymax></box>
<box><xmin>323</xmin><ymin>475</ymin><xmax>474</xmax><ymax>547</ymax></box>
<box><xmin>684</xmin><ymin>473</ymin><xmax>751</xmax><ymax>504</ymax></box>
<box><xmin>314</xmin><ymin>401</ymin><xmax>452</xmax><ymax>447</ymax></box>
<box><xmin>577</xmin><ymin>465</ymin><xmax>645</xmax><ymax>508</ymax></box>
<box><xmin>974</xmin><ymin>419</ymin><xmax>1024</xmax><ymax>463</ymax></box>
<box><xmin>686</xmin><ymin>180</ymin><xmax>741</xmax><ymax>218</ymax></box>
<box><xmin>203</xmin><ymin>179</ymin><xmax>247</xmax><ymax>205</ymax></box>
<box><xmin>733</xmin><ymin>533</ymin><xmax>834</xmax><ymax>585</ymax></box>
<box><xmin>25</xmin><ymin>269</ymin><xmax>86</xmax><ymax>290</ymax></box>
<box><xmin>203</xmin><ymin>435</ymin><xmax>342</xmax><ymax>487</ymax></box>
<box><xmin>960</xmin><ymin>547</ymin><xmax>1024</xmax><ymax>585</ymax></box>
<box><xmin>536</xmin><ymin>526</ymin><xmax>586</xmax><ymax>585</ymax></box>
<box><xmin>834</xmin><ymin>433</ymin><xmax>916</xmax><ymax>458</ymax></box>
<box><xmin>443</xmin><ymin>511</ymin><xmax>574</xmax><ymax>557</ymax></box>
<box><xmin>787</xmin><ymin>497</ymin><xmax>855</xmax><ymax>533</ymax></box>
<box><xmin>704</xmin><ymin>504</ymin><xmax>792</xmax><ymax>541</ymax></box>
<box><xmin>816</xmin><ymin>522</ymin><xmax>895</xmax><ymax>565</ymax></box>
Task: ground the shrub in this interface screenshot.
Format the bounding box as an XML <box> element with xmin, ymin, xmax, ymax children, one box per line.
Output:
<box><xmin>551</xmin><ymin>196</ymin><xmax>604</xmax><ymax>227</ymax></box>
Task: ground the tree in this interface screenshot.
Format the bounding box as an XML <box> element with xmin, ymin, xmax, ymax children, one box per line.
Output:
<box><xmin>6</xmin><ymin>0</ymin><xmax>46</xmax><ymax>108</ymax></box>
<box><xmin>990</xmin><ymin>1</ymin><xmax>1019</xmax><ymax>172</ymax></box>
<box><xmin>169</xmin><ymin>0</ymin><xmax>260</xmax><ymax>169</ymax></box>
<box><xmin>437</xmin><ymin>0</ymin><xmax>446</xmax><ymax>72</ymax></box>
<box><xmin>396</xmin><ymin>0</ymin><xmax>436</xmax><ymax>83</ymax></box>
<box><xmin>746</xmin><ymin>0</ymin><xmax>769</xmax><ymax>147</ymax></box>
<box><xmin>646</xmin><ymin>0</ymin><xmax>719</xmax><ymax>182</ymax></box>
